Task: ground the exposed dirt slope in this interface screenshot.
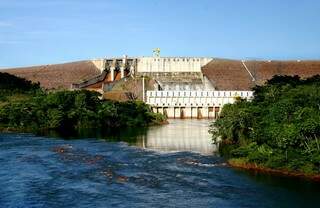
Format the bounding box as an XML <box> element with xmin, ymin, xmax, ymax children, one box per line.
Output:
<box><xmin>2</xmin><ymin>61</ymin><xmax>100</xmax><ymax>89</ymax></box>
<box><xmin>202</xmin><ymin>59</ymin><xmax>320</xmax><ymax>90</ymax></box>
<box><xmin>201</xmin><ymin>59</ymin><xmax>254</xmax><ymax>90</ymax></box>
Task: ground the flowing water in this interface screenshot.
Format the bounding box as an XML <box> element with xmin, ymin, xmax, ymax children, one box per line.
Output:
<box><xmin>0</xmin><ymin>120</ymin><xmax>319</xmax><ymax>208</ymax></box>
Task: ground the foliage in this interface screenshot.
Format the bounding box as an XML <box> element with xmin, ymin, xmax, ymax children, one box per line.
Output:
<box><xmin>0</xmin><ymin>72</ymin><xmax>40</xmax><ymax>93</ymax></box>
<box><xmin>0</xmin><ymin>73</ymin><xmax>166</xmax><ymax>132</ymax></box>
<box><xmin>210</xmin><ymin>75</ymin><xmax>320</xmax><ymax>175</ymax></box>
<box><xmin>0</xmin><ymin>72</ymin><xmax>42</xmax><ymax>104</ymax></box>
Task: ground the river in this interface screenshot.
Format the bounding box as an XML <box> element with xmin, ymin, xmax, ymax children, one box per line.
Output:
<box><xmin>0</xmin><ymin>120</ymin><xmax>319</xmax><ymax>208</ymax></box>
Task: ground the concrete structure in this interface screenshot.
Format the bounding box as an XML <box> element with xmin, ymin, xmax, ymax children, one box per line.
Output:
<box><xmin>136</xmin><ymin>57</ymin><xmax>213</xmax><ymax>91</ymax></box>
<box><xmin>85</xmin><ymin>56</ymin><xmax>212</xmax><ymax>77</ymax></box>
<box><xmin>137</xmin><ymin>57</ymin><xmax>212</xmax><ymax>73</ymax></box>
<box><xmin>146</xmin><ymin>90</ymin><xmax>253</xmax><ymax>119</ymax></box>
<box><xmin>6</xmin><ymin>55</ymin><xmax>319</xmax><ymax>119</ymax></box>
<box><xmin>72</xmin><ymin>56</ymin><xmax>214</xmax><ymax>92</ymax></box>
<box><xmin>72</xmin><ymin>56</ymin><xmax>255</xmax><ymax>119</ymax></box>
<box><xmin>71</xmin><ymin>56</ymin><xmax>137</xmax><ymax>93</ymax></box>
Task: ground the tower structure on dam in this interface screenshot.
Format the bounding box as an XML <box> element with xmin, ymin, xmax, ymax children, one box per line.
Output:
<box><xmin>72</xmin><ymin>55</ymin><xmax>253</xmax><ymax>118</ymax></box>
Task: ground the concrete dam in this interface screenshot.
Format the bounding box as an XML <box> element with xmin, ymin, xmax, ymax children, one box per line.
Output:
<box><xmin>72</xmin><ymin>56</ymin><xmax>253</xmax><ymax>118</ymax></box>
<box><xmin>5</xmin><ymin>55</ymin><xmax>320</xmax><ymax>119</ymax></box>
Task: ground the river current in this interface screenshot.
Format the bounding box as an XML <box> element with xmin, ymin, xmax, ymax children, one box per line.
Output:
<box><xmin>0</xmin><ymin>120</ymin><xmax>319</xmax><ymax>208</ymax></box>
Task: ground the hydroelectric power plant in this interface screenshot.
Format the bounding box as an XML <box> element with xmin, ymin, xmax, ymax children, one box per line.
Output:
<box><xmin>71</xmin><ymin>55</ymin><xmax>253</xmax><ymax>118</ymax></box>
<box><xmin>4</xmin><ymin>53</ymin><xmax>320</xmax><ymax>118</ymax></box>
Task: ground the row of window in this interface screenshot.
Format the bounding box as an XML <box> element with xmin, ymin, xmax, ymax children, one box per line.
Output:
<box><xmin>147</xmin><ymin>91</ymin><xmax>253</xmax><ymax>97</ymax></box>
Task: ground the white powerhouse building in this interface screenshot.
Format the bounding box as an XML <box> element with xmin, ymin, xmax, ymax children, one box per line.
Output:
<box><xmin>146</xmin><ymin>90</ymin><xmax>253</xmax><ymax>119</ymax></box>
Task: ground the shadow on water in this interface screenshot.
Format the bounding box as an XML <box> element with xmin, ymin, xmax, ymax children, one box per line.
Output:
<box><xmin>231</xmin><ymin>169</ymin><xmax>320</xmax><ymax>207</ymax></box>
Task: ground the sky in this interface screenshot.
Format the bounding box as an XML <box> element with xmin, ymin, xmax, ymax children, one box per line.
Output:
<box><xmin>1</xmin><ymin>0</ymin><xmax>320</xmax><ymax>68</ymax></box>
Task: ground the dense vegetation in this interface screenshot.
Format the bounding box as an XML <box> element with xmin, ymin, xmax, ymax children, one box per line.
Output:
<box><xmin>0</xmin><ymin>72</ymin><xmax>166</xmax><ymax>133</ymax></box>
<box><xmin>0</xmin><ymin>72</ymin><xmax>40</xmax><ymax>91</ymax></box>
<box><xmin>210</xmin><ymin>75</ymin><xmax>320</xmax><ymax>175</ymax></box>
<box><xmin>0</xmin><ymin>72</ymin><xmax>41</xmax><ymax>103</ymax></box>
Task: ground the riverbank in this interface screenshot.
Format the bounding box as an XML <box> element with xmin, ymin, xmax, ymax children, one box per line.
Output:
<box><xmin>210</xmin><ymin>75</ymin><xmax>320</xmax><ymax>178</ymax></box>
<box><xmin>228</xmin><ymin>158</ymin><xmax>320</xmax><ymax>182</ymax></box>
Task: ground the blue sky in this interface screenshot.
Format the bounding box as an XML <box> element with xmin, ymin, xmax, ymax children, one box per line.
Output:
<box><xmin>1</xmin><ymin>0</ymin><xmax>320</xmax><ymax>68</ymax></box>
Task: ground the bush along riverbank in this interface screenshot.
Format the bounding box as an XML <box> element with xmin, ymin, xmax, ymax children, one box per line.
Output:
<box><xmin>0</xmin><ymin>72</ymin><xmax>166</xmax><ymax>133</ymax></box>
<box><xmin>210</xmin><ymin>75</ymin><xmax>320</xmax><ymax>181</ymax></box>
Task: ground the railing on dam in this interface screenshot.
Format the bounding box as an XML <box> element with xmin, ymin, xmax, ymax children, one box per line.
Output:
<box><xmin>146</xmin><ymin>90</ymin><xmax>253</xmax><ymax>119</ymax></box>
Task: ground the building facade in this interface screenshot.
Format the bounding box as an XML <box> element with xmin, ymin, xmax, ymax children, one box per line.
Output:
<box><xmin>146</xmin><ymin>90</ymin><xmax>253</xmax><ymax>119</ymax></box>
